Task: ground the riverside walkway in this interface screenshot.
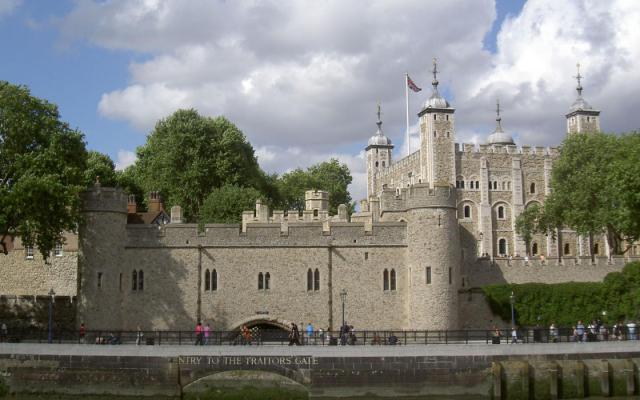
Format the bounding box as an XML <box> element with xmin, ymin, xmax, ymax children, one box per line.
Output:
<box><xmin>2</xmin><ymin>340</ymin><xmax>640</xmax><ymax>357</ymax></box>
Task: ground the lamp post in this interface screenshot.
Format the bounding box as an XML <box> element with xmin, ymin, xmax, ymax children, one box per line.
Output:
<box><xmin>340</xmin><ymin>289</ymin><xmax>347</xmax><ymax>329</ymax></box>
<box><xmin>509</xmin><ymin>291</ymin><xmax>516</xmax><ymax>329</ymax></box>
<box><xmin>48</xmin><ymin>288</ymin><xmax>55</xmax><ymax>344</ymax></box>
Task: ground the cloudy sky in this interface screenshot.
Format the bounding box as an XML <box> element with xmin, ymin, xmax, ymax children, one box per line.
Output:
<box><xmin>1</xmin><ymin>0</ymin><xmax>639</xmax><ymax>201</ymax></box>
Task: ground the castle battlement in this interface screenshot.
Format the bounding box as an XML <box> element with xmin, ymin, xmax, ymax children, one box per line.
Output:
<box><xmin>378</xmin><ymin>150</ymin><xmax>420</xmax><ymax>178</ymax></box>
<box><xmin>124</xmin><ymin>220</ymin><xmax>407</xmax><ymax>248</ymax></box>
<box><xmin>455</xmin><ymin>143</ymin><xmax>559</xmax><ymax>157</ymax></box>
<box><xmin>379</xmin><ymin>184</ymin><xmax>456</xmax><ymax>212</ymax></box>
<box><xmin>81</xmin><ymin>184</ymin><xmax>128</xmax><ymax>214</ymax></box>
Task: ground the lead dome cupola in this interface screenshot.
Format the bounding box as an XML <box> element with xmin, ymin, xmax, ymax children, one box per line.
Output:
<box><xmin>569</xmin><ymin>63</ymin><xmax>594</xmax><ymax>113</ymax></box>
<box><xmin>368</xmin><ymin>103</ymin><xmax>392</xmax><ymax>146</ymax></box>
<box><xmin>423</xmin><ymin>58</ymin><xmax>450</xmax><ymax>109</ymax></box>
<box><xmin>486</xmin><ymin>99</ymin><xmax>515</xmax><ymax>145</ymax></box>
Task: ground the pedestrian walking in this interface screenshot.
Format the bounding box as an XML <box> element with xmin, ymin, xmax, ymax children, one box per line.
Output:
<box><xmin>306</xmin><ymin>322</ymin><xmax>313</xmax><ymax>345</ymax></box>
<box><xmin>511</xmin><ymin>326</ymin><xmax>518</xmax><ymax>344</ymax></box>
<box><xmin>204</xmin><ymin>323</ymin><xmax>211</xmax><ymax>345</ymax></box>
<box><xmin>1</xmin><ymin>322</ymin><xmax>8</xmax><ymax>342</ymax></box>
<box><xmin>195</xmin><ymin>322</ymin><xmax>204</xmax><ymax>345</ymax></box>
<box><xmin>136</xmin><ymin>325</ymin><xmax>144</xmax><ymax>345</ymax></box>
<box><xmin>288</xmin><ymin>323</ymin><xmax>300</xmax><ymax>346</ymax></box>
<box><xmin>79</xmin><ymin>323</ymin><xmax>86</xmax><ymax>344</ymax></box>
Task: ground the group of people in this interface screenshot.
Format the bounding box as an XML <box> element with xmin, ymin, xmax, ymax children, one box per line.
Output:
<box><xmin>572</xmin><ymin>319</ymin><xmax>637</xmax><ymax>342</ymax></box>
<box><xmin>194</xmin><ymin>321</ymin><xmax>213</xmax><ymax>345</ymax></box>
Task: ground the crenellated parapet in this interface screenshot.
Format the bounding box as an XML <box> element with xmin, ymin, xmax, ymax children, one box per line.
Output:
<box><xmin>377</xmin><ymin>150</ymin><xmax>420</xmax><ymax>178</ymax></box>
<box><xmin>81</xmin><ymin>184</ymin><xmax>128</xmax><ymax>214</ymax></box>
<box><xmin>378</xmin><ymin>183</ymin><xmax>456</xmax><ymax>214</ymax></box>
<box><xmin>455</xmin><ymin>143</ymin><xmax>559</xmax><ymax>157</ymax></box>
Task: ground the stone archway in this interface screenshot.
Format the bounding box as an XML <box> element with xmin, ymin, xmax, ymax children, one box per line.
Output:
<box><xmin>182</xmin><ymin>370</ymin><xmax>309</xmax><ymax>398</ymax></box>
<box><xmin>228</xmin><ymin>316</ymin><xmax>293</xmax><ymax>344</ymax></box>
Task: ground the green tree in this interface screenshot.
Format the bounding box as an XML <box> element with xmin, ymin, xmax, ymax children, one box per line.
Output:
<box><xmin>277</xmin><ymin>158</ymin><xmax>353</xmax><ymax>215</ymax></box>
<box><xmin>0</xmin><ymin>81</ymin><xmax>87</xmax><ymax>259</ymax></box>
<box><xmin>134</xmin><ymin>109</ymin><xmax>265</xmax><ymax>221</ymax></box>
<box><xmin>200</xmin><ymin>184</ymin><xmax>264</xmax><ymax>224</ymax></box>
<box><xmin>115</xmin><ymin>165</ymin><xmax>146</xmax><ymax>211</ymax></box>
<box><xmin>539</xmin><ymin>132</ymin><xmax>640</xmax><ymax>254</ymax></box>
<box><xmin>515</xmin><ymin>203</ymin><xmax>541</xmax><ymax>256</ymax></box>
<box><xmin>84</xmin><ymin>151</ymin><xmax>117</xmax><ymax>187</ymax></box>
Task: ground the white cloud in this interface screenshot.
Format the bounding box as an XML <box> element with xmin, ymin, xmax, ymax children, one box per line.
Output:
<box><xmin>115</xmin><ymin>150</ymin><xmax>137</xmax><ymax>171</ymax></box>
<box><xmin>0</xmin><ymin>0</ymin><xmax>21</xmax><ymax>19</ymax></box>
<box><xmin>55</xmin><ymin>0</ymin><xmax>640</xmax><ymax>201</ymax></box>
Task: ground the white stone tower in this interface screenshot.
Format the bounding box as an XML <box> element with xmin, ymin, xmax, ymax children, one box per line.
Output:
<box><xmin>566</xmin><ymin>63</ymin><xmax>600</xmax><ymax>135</ymax></box>
<box><xmin>418</xmin><ymin>58</ymin><xmax>456</xmax><ymax>187</ymax></box>
<box><xmin>366</xmin><ymin>103</ymin><xmax>393</xmax><ymax>198</ymax></box>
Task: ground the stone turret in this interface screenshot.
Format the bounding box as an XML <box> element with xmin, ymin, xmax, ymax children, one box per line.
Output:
<box><xmin>305</xmin><ymin>190</ymin><xmax>329</xmax><ymax>212</ymax></box>
<box><xmin>366</xmin><ymin>103</ymin><xmax>393</xmax><ymax>198</ymax></box>
<box><xmin>77</xmin><ymin>183</ymin><xmax>128</xmax><ymax>330</ymax></box>
<box><xmin>566</xmin><ymin>63</ymin><xmax>600</xmax><ymax>135</ymax></box>
<box><xmin>418</xmin><ymin>58</ymin><xmax>456</xmax><ymax>187</ymax></box>
<box><xmin>381</xmin><ymin>183</ymin><xmax>461</xmax><ymax>330</ymax></box>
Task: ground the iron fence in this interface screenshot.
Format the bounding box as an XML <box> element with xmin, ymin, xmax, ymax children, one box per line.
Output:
<box><xmin>0</xmin><ymin>326</ymin><xmax>637</xmax><ymax>346</ymax></box>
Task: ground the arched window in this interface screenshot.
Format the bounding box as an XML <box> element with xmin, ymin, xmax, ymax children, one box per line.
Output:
<box><xmin>258</xmin><ymin>272</ymin><xmax>264</xmax><ymax>290</ymax></box>
<box><xmin>433</xmin><ymin>131</ymin><xmax>436</xmax><ymax>138</ymax></box>
<box><xmin>132</xmin><ymin>270</ymin><xmax>138</xmax><ymax>291</ymax></box>
<box><xmin>469</xmin><ymin>181</ymin><xmax>474</xmax><ymax>189</ymax></box>
<box><xmin>498</xmin><ymin>206</ymin><xmax>505</xmax><ymax>219</ymax></box>
<box><xmin>375</xmin><ymin>161</ymin><xmax>379</xmax><ymax>167</ymax></box>
<box><xmin>138</xmin><ymin>270</ymin><xmax>144</xmax><ymax>291</ymax></box>
<box><xmin>205</xmin><ymin>269</ymin><xmax>210</xmax><ymax>291</ymax></box>
<box><xmin>594</xmin><ymin>243</ymin><xmax>599</xmax><ymax>255</ymax></box>
<box><xmin>464</xmin><ymin>205</ymin><xmax>471</xmax><ymax>219</ymax></box>
<box><xmin>383</xmin><ymin>269</ymin><xmax>389</xmax><ymax>291</ymax></box>
<box><xmin>530</xmin><ymin>182</ymin><xmax>536</xmax><ymax>194</ymax></box>
<box><xmin>476</xmin><ymin>181</ymin><xmax>480</xmax><ymax>189</ymax></box>
<box><xmin>493</xmin><ymin>181</ymin><xmax>498</xmax><ymax>190</ymax></box>
<box><xmin>498</xmin><ymin>239</ymin><xmax>507</xmax><ymax>256</ymax></box>
<box><xmin>307</xmin><ymin>269</ymin><xmax>313</xmax><ymax>291</ymax></box>
<box><xmin>434</xmin><ymin>114</ymin><xmax>437</xmax><ymax>120</ymax></box>
<box><xmin>314</xmin><ymin>268</ymin><xmax>320</xmax><ymax>291</ymax></box>
<box><xmin>564</xmin><ymin>243</ymin><xmax>570</xmax><ymax>255</ymax></box>
<box><xmin>313</xmin><ymin>209</ymin><xmax>318</xmax><ymax>217</ymax></box>
<box><xmin>390</xmin><ymin>269</ymin><xmax>397</xmax><ymax>291</ymax></box>
<box><xmin>382</xmin><ymin>161</ymin><xmax>385</xmax><ymax>167</ymax></box>
<box><xmin>507</xmin><ymin>182</ymin><xmax>511</xmax><ymax>190</ymax></box>
<box><xmin>265</xmin><ymin>273</ymin><xmax>270</xmax><ymax>290</ymax></box>
<box><xmin>502</xmin><ymin>181</ymin><xmax>506</xmax><ymax>190</ymax></box>
<box><xmin>532</xmin><ymin>243</ymin><xmax>538</xmax><ymax>256</ymax></box>
<box><xmin>212</xmin><ymin>269</ymin><xmax>217</xmax><ymax>291</ymax></box>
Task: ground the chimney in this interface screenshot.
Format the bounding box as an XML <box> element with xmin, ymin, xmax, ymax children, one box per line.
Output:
<box><xmin>148</xmin><ymin>191</ymin><xmax>164</xmax><ymax>213</ymax></box>
<box><xmin>127</xmin><ymin>195</ymin><xmax>137</xmax><ymax>214</ymax></box>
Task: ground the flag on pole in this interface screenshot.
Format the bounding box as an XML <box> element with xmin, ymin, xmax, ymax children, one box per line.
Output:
<box><xmin>407</xmin><ymin>75</ymin><xmax>422</xmax><ymax>92</ymax></box>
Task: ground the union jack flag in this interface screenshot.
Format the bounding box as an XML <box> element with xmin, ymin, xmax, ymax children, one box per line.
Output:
<box><xmin>407</xmin><ymin>75</ymin><xmax>421</xmax><ymax>92</ymax></box>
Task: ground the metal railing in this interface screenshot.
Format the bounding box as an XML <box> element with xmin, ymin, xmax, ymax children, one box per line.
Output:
<box><xmin>1</xmin><ymin>326</ymin><xmax>638</xmax><ymax>346</ymax></box>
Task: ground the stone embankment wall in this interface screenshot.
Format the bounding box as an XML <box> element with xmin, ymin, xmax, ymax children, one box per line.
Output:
<box><xmin>1</xmin><ymin>347</ymin><xmax>640</xmax><ymax>399</ymax></box>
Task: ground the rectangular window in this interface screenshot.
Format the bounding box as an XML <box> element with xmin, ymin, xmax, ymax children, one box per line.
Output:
<box><xmin>119</xmin><ymin>273</ymin><xmax>123</xmax><ymax>292</ymax></box>
<box><xmin>26</xmin><ymin>246</ymin><xmax>34</xmax><ymax>259</ymax></box>
<box><xmin>426</xmin><ymin>267</ymin><xmax>431</xmax><ymax>284</ymax></box>
<box><xmin>364</xmin><ymin>252</ymin><xmax>368</xmax><ymax>260</ymax></box>
<box><xmin>54</xmin><ymin>243</ymin><xmax>63</xmax><ymax>257</ymax></box>
<box><xmin>448</xmin><ymin>268</ymin><xmax>452</xmax><ymax>285</ymax></box>
<box><xmin>97</xmin><ymin>272</ymin><xmax>103</xmax><ymax>288</ymax></box>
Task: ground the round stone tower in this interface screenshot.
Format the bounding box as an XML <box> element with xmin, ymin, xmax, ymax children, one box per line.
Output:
<box><xmin>405</xmin><ymin>183</ymin><xmax>460</xmax><ymax>330</ymax></box>
<box><xmin>77</xmin><ymin>182</ymin><xmax>128</xmax><ymax>330</ymax></box>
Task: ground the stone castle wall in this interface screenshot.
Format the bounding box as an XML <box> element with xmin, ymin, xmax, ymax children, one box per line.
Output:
<box><xmin>0</xmin><ymin>233</ymin><xmax>78</xmax><ymax>297</ymax></box>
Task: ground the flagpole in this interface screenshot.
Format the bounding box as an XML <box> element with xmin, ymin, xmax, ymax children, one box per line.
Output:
<box><xmin>405</xmin><ymin>73</ymin><xmax>410</xmax><ymax>156</ymax></box>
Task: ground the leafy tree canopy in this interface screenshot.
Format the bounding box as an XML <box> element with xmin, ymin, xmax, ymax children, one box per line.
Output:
<box><xmin>133</xmin><ymin>109</ymin><xmax>265</xmax><ymax>221</ymax></box>
<box><xmin>84</xmin><ymin>150</ymin><xmax>117</xmax><ymax>188</ymax></box>
<box><xmin>277</xmin><ymin>158</ymin><xmax>353</xmax><ymax>215</ymax></box>
<box><xmin>200</xmin><ymin>184</ymin><xmax>264</xmax><ymax>224</ymax></box>
<box><xmin>483</xmin><ymin>261</ymin><xmax>640</xmax><ymax>326</ymax></box>
<box><xmin>0</xmin><ymin>81</ymin><xmax>87</xmax><ymax>259</ymax></box>
<box><xmin>531</xmin><ymin>132</ymin><xmax>640</xmax><ymax>254</ymax></box>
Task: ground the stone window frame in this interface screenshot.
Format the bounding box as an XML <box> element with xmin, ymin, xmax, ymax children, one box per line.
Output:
<box><xmin>530</xmin><ymin>182</ymin><xmax>536</xmax><ymax>194</ymax></box>
<box><xmin>463</xmin><ymin>205</ymin><xmax>471</xmax><ymax>219</ymax></box>
<box><xmin>259</xmin><ymin>272</ymin><xmax>271</xmax><ymax>290</ymax></box>
<box><xmin>426</xmin><ymin>266</ymin><xmax>431</xmax><ymax>284</ymax></box>
<box><xmin>54</xmin><ymin>243</ymin><xmax>63</xmax><ymax>257</ymax></box>
<box><xmin>25</xmin><ymin>246</ymin><xmax>34</xmax><ymax>260</ymax></box>
<box><xmin>564</xmin><ymin>243</ymin><xmax>571</xmax><ymax>256</ymax></box>
<box><xmin>307</xmin><ymin>268</ymin><xmax>320</xmax><ymax>292</ymax></box>
<box><xmin>390</xmin><ymin>269</ymin><xmax>397</xmax><ymax>291</ymax></box>
<box><xmin>531</xmin><ymin>242</ymin><xmax>538</xmax><ymax>256</ymax></box>
<box><xmin>498</xmin><ymin>238</ymin><xmax>508</xmax><ymax>257</ymax></box>
<box><xmin>132</xmin><ymin>270</ymin><xmax>144</xmax><ymax>291</ymax></box>
<box><xmin>97</xmin><ymin>272</ymin><xmax>103</xmax><ymax>289</ymax></box>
